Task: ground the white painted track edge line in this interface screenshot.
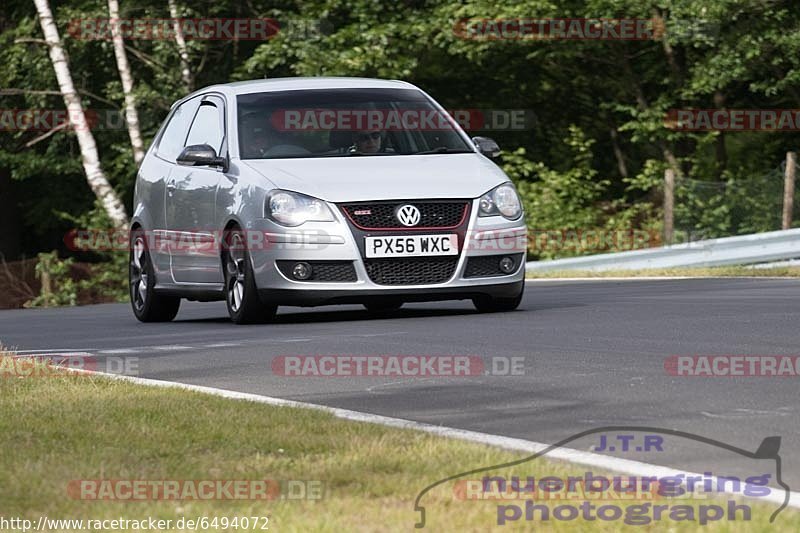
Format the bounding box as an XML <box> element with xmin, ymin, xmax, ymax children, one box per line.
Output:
<box><xmin>67</xmin><ymin>369</ymin><xmax>800</xmax><ymax>511</ymax></box>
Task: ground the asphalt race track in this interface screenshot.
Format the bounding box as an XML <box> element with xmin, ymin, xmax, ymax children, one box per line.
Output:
<box><xmin>3</xmin><ymin>278</ymin><xmax>799</xmax><ymax>491</ymax></box>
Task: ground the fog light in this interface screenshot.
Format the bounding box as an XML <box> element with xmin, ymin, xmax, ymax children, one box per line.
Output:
<box><xmin>292</xmin><ymin>262</ymin><xmax>312</xmax><ymax>280</ymax></box>
<box><xmin>498</xmin><ymin>256</ymin><xmax>516</xmax><ymax>274</ymax></box>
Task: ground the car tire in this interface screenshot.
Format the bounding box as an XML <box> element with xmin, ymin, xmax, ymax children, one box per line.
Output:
<box><xmin>223</xmin><ymin>228</ymin><xmax>277</xmax><ymax>324</ymax></box>
<box><xmin>472</xmin><ymin>283</ymin><xmax>524</xmax><ymax>313</ymax></box>
<box><xmin>129</xmin><ymin>228</ymin><xmax>181</xmax><ymax>322</ymax></box>
<box><xmin>363</xmin><ymin>299</ymin><xmax>403</xmax><ymax>313</ymax></box>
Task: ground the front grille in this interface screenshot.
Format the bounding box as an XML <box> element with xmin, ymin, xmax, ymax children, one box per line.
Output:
<box><xmin>464</xmin><ymin>253</ymin><xmax>525</xmax><ymax>278</ymax></box>
<box><xmin>276</xmin><ymin>261</ymin><xmax>357</xmax><ymax>282</ymax></box>
<box><xmin>340</xmin><ymin>201</ymin><xmax>468</xmax><ymax>229</ymax></box>
<box><xmin>365</xmin><ymin>257</ymin><xmax>458</xmax><ymax>285</ymax></box>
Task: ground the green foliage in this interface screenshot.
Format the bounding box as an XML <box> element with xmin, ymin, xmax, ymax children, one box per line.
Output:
<box><xmin>25</xmin><ymin>204</ymin><xmax>129</xmax><ymax>307</ymax></box>
<box><xmin>26</xmin><ymin>251</ymin><xmax>77</xmax><ymax>307</ymax></box>
<box><xmin>81</xmin><ymin>250</ymin><xmax>129</xmax><ymax>303</ymax></box>
<box><xmin>506</xmin><ymin>127</ymin><xmax>617</xmax><ymax>258</ymax></box>
<box><xmin>517</xmin><ymin>126</ymin><xmax>607</xmax><ymax>230</ymax></box>
<box><xmin>3</xmin><ymin>0</ymin><xmax>800</xmax><ymax>276</ymax></box>
<box><xmin>59</xmin><ymin>203</ymin><xmax>130</xmax><ymax>303</ymax></box>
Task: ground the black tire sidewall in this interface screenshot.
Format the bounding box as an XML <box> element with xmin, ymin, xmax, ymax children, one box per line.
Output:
<box><xmin>129</xmin><ymin>229</ymin><xmax>180</xmax><ymax>322</ymax></box>
<box><xmin>473</xmin><ymin>282</ymin><xmax>524</xmax><ymax>312</ymax></box>
<box><xmin>223</xmin><ymin>229</ymin><xmax>275</xmax><ymax>324</ymax></box>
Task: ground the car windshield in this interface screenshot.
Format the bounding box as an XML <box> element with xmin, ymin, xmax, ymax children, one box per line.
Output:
<box><xmin>237</xmin><ymin>88</ymin><xmax>474</xmax><ymax>159</ymax></box>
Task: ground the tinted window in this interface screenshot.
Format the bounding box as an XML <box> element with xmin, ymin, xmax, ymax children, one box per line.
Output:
<box><xmin>157</xmin><ymin>97</ymin><xmax>201</xmax><ymax>162</ymax></box>
<box><xmin>236</xmin><ymin>88</ymin><xmax>473</xmax><ymax>159</ymax></box>
<box><xmin>186</xmin><ymin>100</ymin><xmax>224</xmax><ymax>154</ymax></box>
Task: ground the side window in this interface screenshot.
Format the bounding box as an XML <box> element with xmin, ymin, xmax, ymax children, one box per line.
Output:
<box><xmin>157</xmin><ymin>97</ymin><xmax>201</xmax><ymax>162</ymax></box>
<box><xmin>185</xmin><ymin>99</ymin><xmax>225</xmax><ymax>155</ymax></box>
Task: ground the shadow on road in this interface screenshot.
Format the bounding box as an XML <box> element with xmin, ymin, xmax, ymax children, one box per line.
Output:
<box><xmin>169</xmin><ymin>298</ymin><xmax>587</xmax><ymax>325</ymax></box>
<box><xmin>175</xmin><ymin>305</ymin><xmax>490</xmax><ymax>325</ymax></box>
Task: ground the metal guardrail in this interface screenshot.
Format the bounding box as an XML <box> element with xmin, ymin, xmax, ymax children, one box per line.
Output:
<box><xmin>525</xmin><ymin>228</ymin><xmax>800</xmax><ymax>273</ymax></box>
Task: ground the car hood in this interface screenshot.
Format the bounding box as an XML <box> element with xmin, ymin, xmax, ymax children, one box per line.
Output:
<box><xmin>240</xmin><ymin>153</ymin><xmax>509</xmax><ymax>202</ymax></box>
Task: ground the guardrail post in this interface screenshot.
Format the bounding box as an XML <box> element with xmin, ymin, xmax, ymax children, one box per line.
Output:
<box><xmin>664</xmin><ymin>168</ymin><xmax>675</xmax><ymax>244</ymax></box>
<box><xmin>782</xmin><ymin>151</ymin><xmax>796</xmax><ymax>230</ymax></box>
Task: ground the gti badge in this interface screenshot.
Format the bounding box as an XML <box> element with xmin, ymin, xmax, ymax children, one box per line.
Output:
<box><xmin>396</xmin><ymin>204</ymin><xmax>421</xmax><ymax>227</ymax></box>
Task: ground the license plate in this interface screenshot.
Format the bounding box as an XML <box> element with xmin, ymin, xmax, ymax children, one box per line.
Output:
<box><xmin>365</xmin><ymin>234</ymin><xmax>458</xmax><ymax>258</ymax></box>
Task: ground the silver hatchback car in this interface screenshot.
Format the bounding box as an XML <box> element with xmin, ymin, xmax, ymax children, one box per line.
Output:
<box><xmin>130</xmin><ymin>77</ymin><xmax>527</xmax><ymax>323</ymax></box>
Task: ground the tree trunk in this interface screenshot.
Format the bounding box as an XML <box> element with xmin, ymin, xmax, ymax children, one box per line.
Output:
<box><xmin>664</xmin><ymin>168</ymin><xmax>675</xmax><ymax>244</ymax></box>
<box><xmin>33</xmin><ymin>0</ymin><xmax>129</xmax><ymax>230</ymax></box>
<box><xmin>608</xmin><ymin>123</ymin><xmax>629</xmax><ymax>179</ymax></box>
<box><xmin>108</xmin><ymin>0</ymin><xmax>145</xmax><ymax>165</ymax></box>
<box><xmin>653</xmin><ymin>10</ymin><xmax>684</xmax><ymax>86</ymax></box>
<box><xmin>713</xmin><ymin>91</ymin><xmax>727</xmax><ymax>179</ymax></box>
<box><xmin>783</xmin><ymin>152</ymin><xmax>796</xmax><ymax>230</ymax></box>
<box><xmin>168</xmin><ymin>0</ymin><xmax>193</xmax><ymax>91</ymax></box>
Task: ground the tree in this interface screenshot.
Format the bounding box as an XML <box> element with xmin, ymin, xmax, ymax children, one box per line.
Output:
<box><xmin>108</xmin><ymin>0</ymin><xmax>145</xmax><ymax>164</ymax></box>
<box><xmin>167</xmin><ymin>0</ymin><xmax>193</xmax><ymax>91</ymax></box>
<box><xmin>32</xmin><ymin>0</ymin><xmax>129</xmax><ymax>229</ymax></box>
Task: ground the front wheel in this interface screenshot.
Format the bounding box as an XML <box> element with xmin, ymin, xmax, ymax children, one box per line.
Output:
<box><xmin>472</xmin><ymin>283</ymin><xmax>524</xmax><ymax>313</ymax></box>
<box><xmin>223</xmin><ymin>229</ymin><xmax>277</xmax><ymax>324</ymax></box>
<box><xmin>129</xmin><ymin>229</ymin><xmax>181</xmax><ymax>322</ymax></box>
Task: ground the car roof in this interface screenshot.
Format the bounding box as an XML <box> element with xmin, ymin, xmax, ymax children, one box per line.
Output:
<box><xmin>180</xmin><ymin>77</ymin><xmax>419</xmax><ymax>103</ymax></box>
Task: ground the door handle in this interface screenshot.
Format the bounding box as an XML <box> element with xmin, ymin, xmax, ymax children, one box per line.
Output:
<box><xmin>166</xmin><ymin>178</ymin><xmax>176</xmax><ymax>195</ymax></box>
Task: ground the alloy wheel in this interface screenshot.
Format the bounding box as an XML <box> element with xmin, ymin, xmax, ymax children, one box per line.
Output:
<box><xmin>226</xmin><ymin>232</ymin><xmax>247</xmax><ymax>313</ymax></box>
<box><xmin>130</xmin><ymin>235</ymin><xmax>148</xmax><ymax>312</ymax></box>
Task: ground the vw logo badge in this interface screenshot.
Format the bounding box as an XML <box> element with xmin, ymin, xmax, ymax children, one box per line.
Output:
<box><xmin>396</xmin><ymin>204</ymin><xmax>421</xmax><ymax>227</ymax></box>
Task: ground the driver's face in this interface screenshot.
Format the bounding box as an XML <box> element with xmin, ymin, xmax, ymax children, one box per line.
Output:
<box><xmin>250</xmin><ymin>129</ymin><xmax>271</xmax><ymax>155</ymax></box>
<box><xmin>354</xmin><ymin>130</ymin><xmax>382</xmax><ymax>153</ymax></box>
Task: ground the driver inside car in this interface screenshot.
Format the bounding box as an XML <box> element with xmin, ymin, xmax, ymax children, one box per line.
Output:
<box><xmin>248</xmin><ymin>125</ymin><xmax>275</xmax><ymax>158</ymax></box>
<box><xmin>241</xmin><ymin>114</ymin><xmax>277</xmax><ymax>158</ymax></box>
<box><xmin>350</xmin><ymin>130</ymin><xmax>383</xmax><ymax>154</ymax></box>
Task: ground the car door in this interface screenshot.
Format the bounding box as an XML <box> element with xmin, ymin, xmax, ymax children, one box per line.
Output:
<box><xmin>149</xmin><ymin>96</ymin><xmax>202</xmax><ymax>277</ymax></box>
<box><xmin>165</xmin><ymin>94</ymin><xmax>227</xmax><ymax>284</ymax></box>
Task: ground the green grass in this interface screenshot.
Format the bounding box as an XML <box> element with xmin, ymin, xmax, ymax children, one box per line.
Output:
<box><xmin>527</xmin><ymin>265</ymin><xmax>800</xmax><ymax>279</ymax></box>
<box><xmin>0</xmin><ymin>354</ymin><xmax>797</xmax><ymax>531</ymax></box>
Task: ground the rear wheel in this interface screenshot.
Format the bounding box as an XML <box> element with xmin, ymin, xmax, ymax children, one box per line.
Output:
<box><xmin>472</xmin><ymin>283</ymin><xmax>524</xmax><ymax>313</ymax></box>
<box><xmin>129</xmin><ymin>229</ymin><xmax>180</xmax><ymax>322</ymax></box>
<box><xmin>223</xmin><ymin>229</ymin><xmax>277</xmax><ymax>324</ymax></box>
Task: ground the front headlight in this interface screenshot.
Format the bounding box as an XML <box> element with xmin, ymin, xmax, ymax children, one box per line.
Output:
<box><xmin>265</xmin><ymin>190</ymin><xmax>335</xmax><ymax>226</ymax></box>
<box><xmin>478</xmin><ymin>183</ymin><xmax>522</xmax><ymax>220</ymax></box>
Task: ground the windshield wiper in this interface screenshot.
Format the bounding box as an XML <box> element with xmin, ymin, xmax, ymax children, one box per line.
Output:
<box><xmin>344</xmin><ymin>149</ymin><xmax>395</xmax><ymax>156</ymax></box>
<box><xmin>315</xmin><ymin>150</ymin><xmax>368</xmax><ymax>157</ymax></box>
<box><xmin>412</xmin><ymin>147</ymin><xmax>474</xmax><ymax>155</ymax></box>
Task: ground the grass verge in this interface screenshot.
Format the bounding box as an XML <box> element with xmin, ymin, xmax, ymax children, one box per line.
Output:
<box><xmin>0</xmin><ymin>354</ymin><xmax>796</xmax><ymax>532</ymax></box>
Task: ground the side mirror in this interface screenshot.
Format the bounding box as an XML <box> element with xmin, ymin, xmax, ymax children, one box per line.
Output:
<box><xmin>177</xmin><ymin>144</ymin><xmax>227</xmax><ymax>170</ymax></box>
<box><xmin>472</xmin><ymin>136</ymin><xmax>501</xmax><ymax>159</ymax></box>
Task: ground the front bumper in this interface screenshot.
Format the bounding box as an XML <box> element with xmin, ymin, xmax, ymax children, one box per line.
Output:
<box><xmin>259</xmin><ymin>280</ymin><xmax>524</xmax><ymax>306</ymax></box>
<box><xmin>248</xmin><ymin>198</ymin><xmax>527</xmax><ymax>306</ymax></box>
